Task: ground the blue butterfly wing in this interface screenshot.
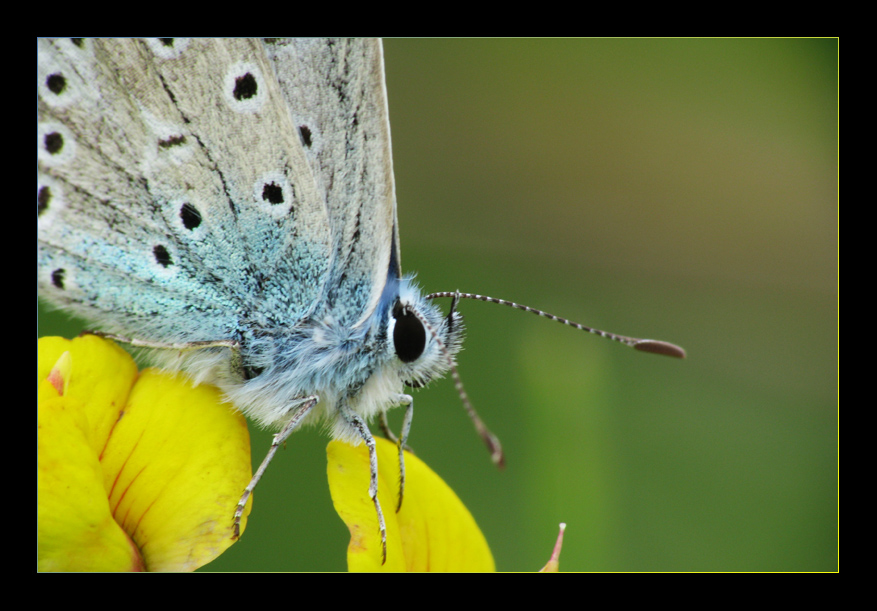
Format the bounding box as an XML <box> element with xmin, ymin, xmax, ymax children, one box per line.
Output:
<box><xmin>265</xmin><ymin>38</ymin><xmax>400</xmax><ymax>330</ymax></box>
<box><xmin>38</xmin><ymin>38</ymin><xmax>337</xmax><ymax>342</ymax></box>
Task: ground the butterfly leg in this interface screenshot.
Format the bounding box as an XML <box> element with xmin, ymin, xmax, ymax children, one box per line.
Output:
<box><xmin>394</xmin><ymin>394</ymin><xmax>413</xmax><ymax>513</ymax></box>
<box><xmin>85</xmin><ymin>330</ymin><xmax>250</xmax><ymax>379</ymax></box>
<box><xmin>376</xmin><ymin>396</ymin><xmax>413</xmax><ymax>513</ymax></box>
<box><xmin>233</xmin><ymin>396</ymin><xmax>318</xmax><ymax>539</ymax></box>
<box><xmin>86</xmin><ymin>330</ymin><xmax>240</xmax><ymax>353</ymax></box>
<box><xmin>378</xmin><ymin>410</ymin><xmax>414</xmax><ymax>454</ymax></box>
<box><xmin>378</xmin><ymin>411</ymin><xmax>398</xmax><ymax>444</ymax></box>
<box><xmin>339</xmin><ymin>401</ymin><xmax>387</xmax><ymax>565</ymax></box>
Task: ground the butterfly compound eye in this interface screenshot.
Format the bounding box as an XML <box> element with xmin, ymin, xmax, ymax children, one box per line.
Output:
<box><xmin>393</xmin><ymin>301</ymin><xmax>426</xmax><ymax>363</ymax></box>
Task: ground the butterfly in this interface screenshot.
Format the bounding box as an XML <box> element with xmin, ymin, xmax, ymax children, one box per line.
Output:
<box><xmin>37</xmin><ymin>38</ymin><xmax>683</xmax><ymax>564</ymax></box>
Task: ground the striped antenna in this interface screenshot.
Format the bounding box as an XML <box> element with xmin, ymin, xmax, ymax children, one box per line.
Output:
<box><xmin>427</xmin><ymin>292</ymin><xmax>686</xmax><ymax>359</ymax></box>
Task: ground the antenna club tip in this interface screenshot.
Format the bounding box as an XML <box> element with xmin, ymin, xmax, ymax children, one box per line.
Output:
<box><xmin>479</xmin><ymin>430</ymin><xmax>505</xmax><ymax>468</ymax></box>
<box><xmin>489</xmin><ymin>441</ymin><xmax>506</xmax><ymax>469</ymax></box>
<box><xmin>633</xmin><ymin>340</ymin><xmax>686</xmax><ymax>359</ymax></box>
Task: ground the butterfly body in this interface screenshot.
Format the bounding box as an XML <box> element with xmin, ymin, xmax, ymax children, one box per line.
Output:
<box><xmin>39</xmin><ymin>38</ymin><xmax>684</xmax><ymax>562</ymax></box>
<box><xmin>38</xmin><ymin>38</ymin><xmax>462</xmax><ymax>443</ymax></box>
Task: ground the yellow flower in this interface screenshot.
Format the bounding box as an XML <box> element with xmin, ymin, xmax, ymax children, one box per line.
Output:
<box><xmin>37</xmin><ymin>335</ymin><xmax>253</xmax><ymax>572</ymax></box>
<box><xmin>327</xmin><ymin>437</ymin><xmax>495</xmax><ymax>572</ymax></box>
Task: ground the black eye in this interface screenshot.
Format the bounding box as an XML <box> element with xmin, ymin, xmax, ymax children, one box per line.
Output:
<box><xmin>393</xmin><ymin>302</ymin><xmax>426</xmax><ymax>364</ymax></box>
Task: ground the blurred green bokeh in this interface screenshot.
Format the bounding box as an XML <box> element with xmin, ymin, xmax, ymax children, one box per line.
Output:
<box><xmin>38</xmin><ymin>38</ymin><xmax>838</xmax><ymax>572</ymax></box>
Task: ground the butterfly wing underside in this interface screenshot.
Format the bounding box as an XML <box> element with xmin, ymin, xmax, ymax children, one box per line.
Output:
<box><xmin>265</xmin><ymin>38</ymin><xmax>400</xmax><ymax>329</ymax></box>
<box><xmin>38</xmin><ymin>38</ymin><xmax>397</xmax><ymax>345</ymax></box>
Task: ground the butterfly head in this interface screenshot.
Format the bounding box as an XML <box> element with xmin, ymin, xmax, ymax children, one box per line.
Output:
<box><xmin>386</xmin><ymin>277</ymin><xmax>463</xmax><ymax>390</ymax></box>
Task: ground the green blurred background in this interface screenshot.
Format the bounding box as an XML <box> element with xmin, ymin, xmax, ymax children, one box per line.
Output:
<box><xmin>38</xmin><ymin>38</ymin><xmax>838</xmax><ymax>571</ymax></box>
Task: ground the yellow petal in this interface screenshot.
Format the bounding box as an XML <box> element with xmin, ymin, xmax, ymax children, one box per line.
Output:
<box><xmin>37</xmin><ymin>336</ymin><xmax>253</xmax><ymax>572</ymax></box>
<box><xmin>38</xmin><ymin>373</ymin><xmax>144</xmax><ymax>571</ymax></box>
<box><xmin>328</xmin><ymin>437</ymin><xmax>495</xmax><ymax>572</ymax></box>
<box><xmin>38</xmin><ymin>334</ymin><xmax>139</xmax><ymax>457</ymax></box>
<box><xmin>102</xmin><ymin>368</ymin><xmax>253</xmax><ymax>571</ymax></box>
